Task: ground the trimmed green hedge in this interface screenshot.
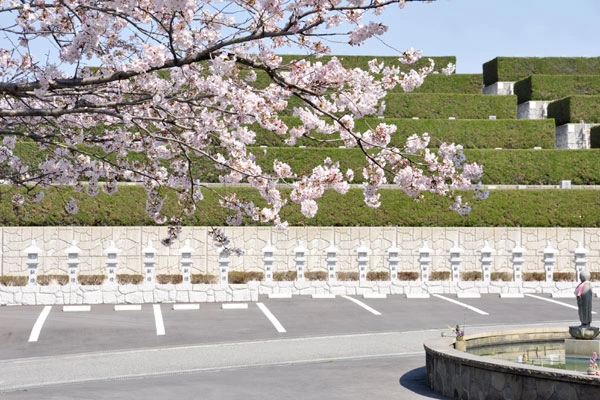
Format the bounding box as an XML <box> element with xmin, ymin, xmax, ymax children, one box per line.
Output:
<box><xmin>547</xmin><ymin>96</ymin><xmax>600</xmax><ymax>126</ymax></box>
<box><xmin>1</xmin><ymin>185</ymin><xmax>599</xmax><ymax>227</ymax></box>
<box><xmin>381</xmin><ymin>93</ymin><xmax>516</xmax><ymax>119</ymax></box>
<box><xmin>250</xmin><ymin>148</ymin><xmax>600</xmax><ymax>185</ymax></box>
<box><xmin>483</xmin><ymin>57</ymin><xmax>600</xmax><ymax>86</ymax></box>
<box><xmin>591</xmin><ymin>126</ymin><xmax>600</xmax><ymax>148</ymax></box>
<box><xmin>464</xmin><ymin>149</ymin><xmax>600</xmax><ymax>185</ymax></box>
<box><xmin>514</xmin><ymin>75</ymin><xmax>600</xmax><ymax>104</ymax></box>
<box><xmin>251</xmin><ymin>117</ymin><xmax>555</xmax><ymax>149</ymax></box>
<box><xmin>395</xmin><ymin>74</ymin><xmax>483</xmax><ymax>94</ymax></box>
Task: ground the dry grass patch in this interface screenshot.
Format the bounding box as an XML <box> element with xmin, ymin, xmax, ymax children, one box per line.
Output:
<box><xmin>37</xmin><ymin>274</ymin><xmax>69</xmax><ymax>285</ymax></box>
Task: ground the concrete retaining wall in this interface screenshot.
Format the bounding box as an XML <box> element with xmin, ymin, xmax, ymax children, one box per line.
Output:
<box><xmin>0</xmin><ymin>279</ymin><xmax>586</xmax><ymax>306</ymax></box>
<box><xmin>1</xmin><ymin>227</ymin><xmax>599</xmax><ymax>278</ymax></box>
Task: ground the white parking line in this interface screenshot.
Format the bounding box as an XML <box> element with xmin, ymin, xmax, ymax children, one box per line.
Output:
<box><xmin>525</xmin><ymin>294</ymin><xmax>597</xmax><ymax>314</ymax></box>
<box><xmin>257</xmin><ymin>302</ymin><xmax>287</xmax><ymax>333</ymax></box>
<box><xmin>222</xmin><ymin>303</ymin><xmax>248</xmax><ymax>309</ymax></box>
<box><xmin>29</xmin><ymin>306</ymin><xmax>52</xmax><ymax>342</ymax></box>
<box><xmin>114</xmin><ymin>305</ymin><xmax>142</xmax><ymax>311</ymax></box>
<box><xmin>63</xmin><ymin>305</ymin><xmax>91</xmax><ymax>312</ymax></box>
<box><xmin>153</xmin><ymin>304</ymin><xmax>165</xmax><ymax>336</ymax></box>
<box><xmin>173</xmin><ymin>304</ymin><xmax>200</xmax><ymax>311</ymax></box>
<box><xmin>432</xmin><ymin>294</ymin><xmax>489</xmax><ymax>316</ymax></box>
<box><xmin>342</xmin><ymin>295</ymin><xmax>382</xmax><ymax>316</ymax></box>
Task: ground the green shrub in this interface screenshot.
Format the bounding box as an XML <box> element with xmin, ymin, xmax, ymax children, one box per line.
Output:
<box><xmin>523</xmin><ymin>272</ymin><xmax>546</xmax><ymax>281</ymax></box>
<box><xmin>0</xmin><ymin>276</ymin><xmax>28</xmax><ymax>286</ymax></box>
<box><xmin>228</xmin><ymin>271</ymin><xmax>264</xmax><ymax>284</ymax></box>
<box><xmin>514</xmin><ymin>75</ymin><xmax>600</xmax><ymax>104</ymax></box>
<box><xmin>252</xmin><ymin>118</ymin><xmax>555</xmax><ymax>149</ymax></box>
<box><xmin>367</xmin><ymin>271</ymin><xmax>390</xmax><ymax>281</ymax></box>
<box><xmin>305</xmin><ymin>271</ymin><xmax>328</xmax><ymax>281</ymax></box>
<box><xmin>336</xmin><ymin>271</ymin><xmax>359</xmax><ymax>281</ymax></box>
<box><xmin>591</xmin><ymin>126</ymin><xmax>600</xmax><ymax>148</ymax></box>
<box><xmin>273</xmin><ymin>271</ymin><xmax>297</xmax><ymax>281</ymax></box>
<box><xmin>397</xmin><ymin>271</ymin><xmax>420</xmax><ymax>281</ymax></box>
<box><xmin>78</xmin><ymin>274</ymin><xmax>106</xmax><ymax>285</ymax></box>
<box><xmin>37</xmin><ymin>274</ymin><xmax>69</xmax><ymax>285</ymax></box>
<box><xmin>381</xmin><ymin>93</ymin><xmax>516</xmax><ymax>119</ymax></box>
<box><xmin>191</xmin><ymin>274</ymin><xmax>218</xmax><ymax>284</ymax></box>
<box><xmin>491</xmin><ymin>272</ymin><xmax>512</xmax><ymax>281</ymax></box>
<box><xmin>116</xmin><ymin>274</ymin><xmax>144</xmax><ymax>285</ymax></box>
<box><xmin>464</xmin><ymin>149</ymin><xmax>600</xmax><ymax>185</ymax></box>
<box><xmin>483</xmin><ymin>57</ymin><xmax>600</xmax><ymax>86</ymax></box>
<box><xmin>2</xmin><ymin>185</ymin><xmax>600</xmax><ymax>228</ymax></box>
<box><xmin>548</xmin><ymin>96</ymin><xmax>600</xmax><ymax>126</ymax></box>
<box><xmin>430</xmin><ymin>271</ymin><xmax>450</xmax><ymax>281</ymax></box>
<box><xmin>156</xmin><ymin>274</ymin><xmax>183</xmax><ymax>284</ymax></box>
<box><xmin>404</xmin><ymin>74</ymin><xmax>483</xmax><ymax>94</ymax></box>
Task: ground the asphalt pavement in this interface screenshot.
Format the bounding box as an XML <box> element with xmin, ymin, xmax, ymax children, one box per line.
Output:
<box><xmin>0</xmin><ymin>293</ymin><xmax>591</xmax><ymax>399</ymax></box>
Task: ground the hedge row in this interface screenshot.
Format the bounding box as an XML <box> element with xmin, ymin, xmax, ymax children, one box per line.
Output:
<box><xmin>1</xmin><ymin>185</ymin><xmax>599</xmax><ymax>227</ymax></box>
<box><xmin>547</xmin><ymin>95</ymin><xmax>600</xmax><ymax>126</ymax></box>
<box><xmin>249</xmin><ymin>148</ymin><xmax>600</xmax><ymax>185</ymax></box>
<box><xmin>394</xmin><ymin>74</ymin><xmax>483</xmax><ymax>94</ymax></box>
<box><xmin>592</xmin><ymin>126</ymin><xmax>600</xmax><ymax>148</ymax></box>
<box><xmin>380</xmin><ymin>93</ymin><xmax>517</xmax><ymax>119</ymax></box>
<box><xmin>483</xmin><ymin>57</ymin><xmax>600</xmax><ymax>86</ymax></box>
<box><xmin>514</xmin><ymin>75</ymin><xmax>600</xmax><ymax>104</ymax></box>
<box><xmin>8</xmin><ymin>144</ymin><xmax>599</xmax><ymax>186</ymax></box>
<box><xmin>251</xmin><ymin>117</ymin><xmax>555</xmax><ymax>149</ymax></box>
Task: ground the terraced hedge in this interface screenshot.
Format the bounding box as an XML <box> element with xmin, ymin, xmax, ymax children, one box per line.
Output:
<box><xmin>483</xmin><ymin>57</ymin><xmax>600</xmax><ymax>86</ymax></box>
<box><xmin>381</xmin><ymin>93</ymin><xmax>517</xmax><ymax>119</ymax></box>
<box><xmin>1</xmin><ymin>186</ymin><xmax>599</xmax><ymax>227</ymax></box>
<box><xmin>547</xmin><ymin>95</ymin><xmax>600</xmax><ymax>126</ymax></box>
<box><xmin>394</xmin><ymin>74</ymin><xmax>483</xmax><ymax>94</ymax></box>
<box><xmin>514</xmin><ymin>75</ymin><xmax>600</xmax><ymax>104</ymax></box>
<box><xmin>251</xmin><ymin>118</ymin><xmax>555</xmax><ymax>149</ymax></box>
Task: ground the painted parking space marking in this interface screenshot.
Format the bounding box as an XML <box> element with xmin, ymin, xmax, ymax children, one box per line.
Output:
<box><xmin>525</xmin><ymin>294</ymin><xmax>597</xmax><ymax>314</ymax></box>
<box><xmin>153</xmin><ymin>304</ymin><xmax>165</xmax><ymax>336</ymax></box>
<box><xmin>342</xmin><ymin>295</ymin><xmax>382</xmax><ymax>316</ymax></box>
<box><xmin>432</xmin><ymin>294</ymin><xmax>489</xmax><ymax>316</ymax></box>
<box><xmin>172</xmin><ymin>304</ymin><xmax>200</xmax><ymax>311</ymax></box>
<box><xmin>63</xmin><ymin>305</ymin><xmax>91</xmax><ymax>312</ymax></box>
<box><xmin>257</xmin><ymin>302</ymin><xmax>287</xmax><ymax>333</ymax></box>
<box><xmin>114</xmin><ymin>305</ymin><xmax>142</xmax><ymax>311</ymax></box>
<box><xmin>28</xmin><ymin>306</ymin><xmax>52</xmax><ymax>342</ymax></box>
<box><xmin>222</xmin><ymin>303</ymin><xmax>248</xmax><ymax>310</ymax></box>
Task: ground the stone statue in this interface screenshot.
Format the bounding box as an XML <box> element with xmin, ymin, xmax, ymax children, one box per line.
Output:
<box><xmin>575</xmin><ymin>271</ymin><xmax>593</xmax><ymax>327</ymax></box>
<box><xmin>570</xmin><ymin>271</ymin><xmax>599</xmax><ymax>339</ymax></box>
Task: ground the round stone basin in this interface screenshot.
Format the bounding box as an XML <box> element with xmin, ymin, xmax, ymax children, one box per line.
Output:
<box><xmin>424</xmin><ymin>327</ymin><xmax>600</xmax><ymax>399</ymax></box>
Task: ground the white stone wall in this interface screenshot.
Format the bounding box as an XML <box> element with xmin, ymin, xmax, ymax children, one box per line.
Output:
<box><xmin>2</xmin><ymin>227</ymin><xmax>599</xmax><ymax>278</ymax></box>
<box><xmin>483</xmin><ymin>82</ymin><xmax>514</xmax><ymax>96</ymax></box>
<box><xmin>517</xmin><ymin>101</ymin><xmax>550</xmax><ymax>120</ymax></box>
<box><xmin>0</xmin><ymin>280</ymin><xmax>586</xmax><ymax>306</ymax></box>
<box><xmin>555</xmin><ymin>123</ymin><xmax>599</xmax><ymax>149</ymax></box>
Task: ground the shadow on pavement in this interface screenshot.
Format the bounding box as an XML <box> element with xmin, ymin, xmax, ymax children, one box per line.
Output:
<box><xmin>399</xmin><ymin>366</ymin><xmax>450</xmax><ymax>399</ymax></box>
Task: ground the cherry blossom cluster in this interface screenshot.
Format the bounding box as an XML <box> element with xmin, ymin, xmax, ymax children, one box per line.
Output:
<box><xmin>0</xmin><ymin>0</ymin><xmax>484</xmax><ymax>247</ymax></box>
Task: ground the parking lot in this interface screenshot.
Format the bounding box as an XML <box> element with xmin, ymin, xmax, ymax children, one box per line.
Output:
<box><xmin>0</xmin><ymin>293</ymin><xmax>594</xmax><ymax>399</ymax></box>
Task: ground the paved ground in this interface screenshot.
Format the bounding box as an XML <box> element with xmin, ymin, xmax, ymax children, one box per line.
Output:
<box><xmin>0</xmin><ymin>293</ymin><xmax>593</xmax><ymax>399</ymax></box>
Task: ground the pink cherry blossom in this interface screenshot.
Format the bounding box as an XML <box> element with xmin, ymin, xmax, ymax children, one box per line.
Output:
<box><xmin>0</xmin><ymin>0</ymin><xmax>485</xmax><ymax>248</ymax></box>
